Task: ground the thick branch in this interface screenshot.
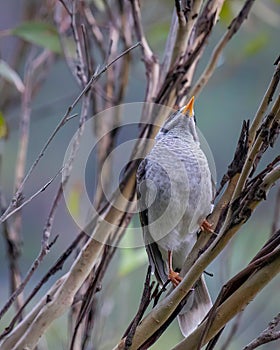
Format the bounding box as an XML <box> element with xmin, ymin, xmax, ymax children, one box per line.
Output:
<box><xmin>172</xmin><ymin>249</ymin><xmax>280</xmax><ymax>350</ymax></box>
<box><xmin>115</xmin><ymin>164</ymin><xmax>280</xmax><ymax>350</ymax></box>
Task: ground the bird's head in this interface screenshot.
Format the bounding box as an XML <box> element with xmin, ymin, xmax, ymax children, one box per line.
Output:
<box><xmin>156</xmin><ymin>96</ymin><xmax>199</xmax><ymax>142</ymax></box>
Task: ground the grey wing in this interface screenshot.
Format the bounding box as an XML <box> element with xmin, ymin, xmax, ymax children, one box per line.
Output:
<box><xmin>211</xmin><ymin>174</ymin><xmax>216</xmax><ymax>204</ymax></box>
<box><xmin>136</xmin><ymin>159</ymin><xmax>168</xmax><ymax>285</ymax></box>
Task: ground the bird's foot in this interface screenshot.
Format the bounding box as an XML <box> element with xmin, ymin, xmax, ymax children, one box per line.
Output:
<box><xmin>168</xmin><ymin>269</ymin><xmax>182</xmax><ymax>287</ymax></box>
<box><xmin>200</xmin><ymin>219</ymin><xmax>214</xmax><ymax>233</ymax></box>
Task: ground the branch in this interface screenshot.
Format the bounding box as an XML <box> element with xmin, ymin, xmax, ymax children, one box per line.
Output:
<box><xmin>232</xmin><ymin>94</ymin><xmax>280</xmax><ymax>200</ymax></box>
<box><xmin>8</xmin><ymin>49</ymin><xmax>53</xmax><ymax>315</ymax></box>
<box><xmin>249</xmin><ymin>56</ymin><xmax>280</xmax><ymax>146</ymax></box>
<box><xmin>172</xmin><ymin>247</ymin><xmax>280</xmax><ymax>350</ymax></box>
<box><xmin>170</xmin><ymin>0</ymin><xmax>203</xmax><ymax>68</ymax></box>
<box><xmin>70</xmin><ymin>0</ymin><xmax>88</xmax><ymax>87</ymax></box>
<box><xmin>0</xmin><ymin>169</ymin><xmax>61</xmax><ymax>320</ymax></box>
<box><xmin>1</xmin><ymin>168</ymin><xmax>63</xmax><ymax>223</ymax></box>
<box><xmin>272</xmin><ymin>185</ymin><xmax>280</xmax><ymax>235</ymax></box>
<box><xmin>243</xmin><ymin>312</ymin><xmax>280</xmax><ymax>350</ymax></box>
<box><xmin>0</xmin><ymin>43</ymin><xmax>142</xmax><ymax>350</ymax></box>
<box><xmin>175</xmin><ymin>0</ymin><xmax>225</xmax><ymax>105</ymax></box>
<box><xmin>0</xmin><ymin>276</ymin><xmax>66</xmax><ymax>350</ymax></box>
<box><xmin>114</xmin><ymin>163</ymin><xmax>280</xmax><ymax>350</ymax></box>
<box><xmin>129</xmin><ymin>0</ymin><xmax>159</xmax><ymax>103</ymax></box>
<box><xmin>0</xmin><ymin>42</ymin><xmax>141</xmax><ymax>224</ymax></box>
<box><xmin>189</xmin><ymin>0</ymin><xmax>256</xmax><ymax>98</ymax></box>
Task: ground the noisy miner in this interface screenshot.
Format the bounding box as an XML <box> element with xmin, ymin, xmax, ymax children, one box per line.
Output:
<box><xmin>136</xmin><ymin>96</ymin><xmax>214</xmax><ymax>337</ymax></box>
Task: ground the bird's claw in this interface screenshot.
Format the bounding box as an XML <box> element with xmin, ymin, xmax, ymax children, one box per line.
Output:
<box><xmin>168</xmin><ymin>269</ymin><xmax>182</xmax><ymax>287</ymax></box>
<box><xmin>200</xmin><ymin>219</ymin><xmax>214</xmax><ymax>233</ymax></box>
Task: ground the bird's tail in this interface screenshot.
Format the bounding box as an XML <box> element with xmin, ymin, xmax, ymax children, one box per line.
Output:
<box><xmin>178</xmin><ymin>275</ymin><xmax>212</xmax><ymax>337</ymax></box>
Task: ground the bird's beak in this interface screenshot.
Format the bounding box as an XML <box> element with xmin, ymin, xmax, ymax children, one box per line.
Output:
<box><xmin>181</xmin><ymin>96</ymin><xmax>195</xmax><ymax>117</ymax></box>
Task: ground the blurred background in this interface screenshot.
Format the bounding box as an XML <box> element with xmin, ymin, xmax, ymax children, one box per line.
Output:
<box><xmin>0</xmin><ymin>0</ymin><xmax>279</xmax><ymax>349</ymax></box>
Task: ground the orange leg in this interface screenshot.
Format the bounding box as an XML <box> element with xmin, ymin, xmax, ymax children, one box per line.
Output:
<box><xmin>168</xmin><ymin>250</ymin><xmax>182</xmax><ymax>287</ymax></box>
<box><xmin>200</xmin><ymin>219</ymin><xmax>214</xmax><ymax>233</ymax></box>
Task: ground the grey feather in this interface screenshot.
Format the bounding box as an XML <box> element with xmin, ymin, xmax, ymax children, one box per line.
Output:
<box><xmin>136</xmin><ymin>104</ymin><xmax>214</xmax><ymax>337</ymax></box>
<box><xmin>178</xmin><ymin>275</ymin><xmax>212</xmax><ymax>337</ymax></box>
<box><xmin>137</xmin><ymin>159</ymin><xmax>167</xmax><ymax>284</ymax></box>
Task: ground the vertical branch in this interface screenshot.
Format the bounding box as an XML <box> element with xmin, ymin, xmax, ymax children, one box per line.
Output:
<box><xmin>71</xmin><ymin>0</ymin><xmax>88</xmax><ymax>87</ymax></box>
<box><xmin>8</xmin><ymin>50</ymin><xmax>53</xmax><ymax>314</ymax></box>
<box><xmin>249</xmin><ymin>56</ymin><xmax>280</xmax><ymax>146</ymax></box>
<box><xmin>189</xmin><ymin>0</ymin><xmax>256</xmax><ymax>98</ymax></box>
<box><xmin>176</xmin><ymin>0</ymin><xmax>225</xmax><ymax>105</ymax></box>
<box><xmin>272</xmin><ymin>186</ymin><xmax>280</xmax><ymax>235</ymax></box>
<box><xmin>129</xmin><ymin>0</ymin><xmax>159</xmax><ymax>103</ymax></box>
<box><xmin>232</xmin><ymin>95</ymin><xmax>280</xmax><ymax>200</ymax></box>
<box><xmin>170</xmin><ymin>0</ymin><xmax>204</xmax><ymax>68</ymax></box>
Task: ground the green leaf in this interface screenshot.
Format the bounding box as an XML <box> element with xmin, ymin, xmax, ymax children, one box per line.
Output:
<box><xmin>11</xmin><ymin>21</ymin><xmax>62</xmax><ymax>53</ymax></box>
<box><xmin>0</xmin><ymin>59</ymin><xmax>25</xmax><ymax>93</ymax></box>
<box><xmin>0</xmin><ymin>112</ymin><xmax>9</xmax><ymax>140</ymax></box>
<box><xmin>220</xmin><ymin>1</ymin><xmax>234</xmax><ymax>24</ymax></box>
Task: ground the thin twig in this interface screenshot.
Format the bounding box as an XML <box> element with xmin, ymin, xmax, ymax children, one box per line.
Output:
<box><xmin>115</xmin><ymin>161</ymin><xmax>280</xmax><ymax>350</ymax></box>
<box><xmin>0</xmin><ymin>232</ymin><xmax>85</xmax><ymax>340</ymax></box>
<box><xmin>243</xmin><ymin>312</ymin><xmax>280</xmax><ymax>350</ymax></box>
<box><xmin>0</xmin><ymin>42</ymin><xmax>142</xmax><ymax>350</ymax></box>
<box><xmin>83</xmin><ymin>4</ymin><xmax>106</xmax><ymax>57</ymax></box>
<box><xmin>71</xmin><ymin>0</ymin><xmax>87</xmax><ymax>87</ymax></box>
<box><xmin>123</xmin><ymin>266</ymin><xmax>153</xmax><ymax>349</ymax></box>
<box><xmin>249</xmin><ymin>57</ymin><xmax>280</xmax><ymax>146</ymax></box>
<box><xmin>129</xmin><ymin>0</ymin><xmax>159</xmax><ymax>103</ymax></box>
<box><xmin>189</xmin><ymin>0</ymin><xmax>256</xmax><ymax>98</ymax></box>
<box><xmin>2</xmin><ymin>168</ymin><xmax>63</xmax><ymax>222</ymax></box>
<box><xmin>0</xmin><ymin>42</ymin><xmax>141</xmax><ymax>224</ymax></box>
<box><xmin>10</xmin><ymin>49</ymin><xmax>53</xmax><ymax>315</ymax></box>
<box><xmin>232</xmin><ymin>95</ymin><xmax>280</xmax><ymax>201</ymax></box>
<box><xmin>0</xmin><ymin>233</ymin><xmax>59</xmax><ymax>322</ymax></box>
<box><xmin>272</xmin><ymin>186</ymin><xmax>280</xmax><ymax>235</ymax></box>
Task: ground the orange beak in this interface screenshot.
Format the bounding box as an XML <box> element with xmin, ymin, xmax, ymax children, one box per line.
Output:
<box><xmin>182</xmin><ymin>96</ymin><xmax>195</xmax><ymax>117</ymax></box>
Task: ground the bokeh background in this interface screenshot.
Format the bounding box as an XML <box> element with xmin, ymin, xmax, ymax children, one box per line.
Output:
<box><xmin>0</xmin><ymin>1</ymin><xmax>279</xmax><ymax>349</ymax></box>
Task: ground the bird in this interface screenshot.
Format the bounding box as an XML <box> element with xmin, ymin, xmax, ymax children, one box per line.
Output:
<box><xmin>136</xmin><ymin>96</ymin><xmax>214</xmax><ymax>337</ymax></box>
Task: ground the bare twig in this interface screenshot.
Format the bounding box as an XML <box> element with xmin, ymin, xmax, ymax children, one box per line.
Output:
<box><xmin>71</xmin><ymin>0</ymin><xmax>88</xmax><ymax>87</ymax></box>
<box><xmin>123</xmin><ymin>266</ymin><xmax>154</xmax><ymax>350</ymax></box>
<box><xmin>189</xmin><ymin>0</ymin><xmax>256</xmax><ymax>98</ymax></box>
<box><xmin>272</xmin><ymin>186</ymin><xmax>280</xmax><ymax>235</ymax></box>
<box><xmin>0</xmin><ymin>234</ymin><xmax>58</xmax><ymax>322</ymax></box>
<box><xmin>216</xmin><ymin>120</ymin><xmax>250</xmax><ymax>197</ymax></box>
<box><xmin>0</xmin><ymin>42</ymin><xmax>141</xmax><ymax>224</ymax></box>
<box><xmin>249</xmin><ymin>57</ymin><xmax>280</xmax><ymax>146</ymax></box>
<box><xmin>173</xmin><ymin>243</ymin><xmax>280</xmax><ymax>350</ymax></box>
<box><xmin>170</xmin><ymin>0</ymin><xmax>204</xmax><ymax>68</ymax></box>
<box><xmin>243</xmin><ymin>312</ymin><xmax>280</xmax><ymax>350</ymax></box>
<box><xmin>0</xmin><ymin>43</ymin><xmax>142</xmax><ymax>350</ymax></box>
<box><xmin>129</xmin><ymin>0</ymin><xmax>159</xmax><ymax>103</ymax></box>
<box><xmin>83</xmin><ymin>4</ymin><xmax>106</xmax><ymax>57</ymax></box>
<box><xmin>115</xmin><ymin>162</ymin><xmax>280</xmax><ymax>349</ymax></box>
<box><xmin>175</xmin><ymin>0</ymin><xmax>225</xmax><ymax>105</ymax></box>
<box><xmin>0</xmin><ymin>232</ymin><xmax>85</xmax><ymax>340</ymax></box>
<box><xmin>9</xmin><ymin>49</ymin><xmax>53</xmax><ymax>315</ymax></box>
<box><xmin>1</xmin><ymin>168</ymin><xmax>62</xmax><ymax>223</ymax></box>
<box><xmin>0</xmin><ymin>194</ymin><xmax>23</xmax><ymax>318</ymax></box>
<box><xmin>232</xmin><ymin>94</ymin><xmax>280</xmax><ymax>200</ymax></box>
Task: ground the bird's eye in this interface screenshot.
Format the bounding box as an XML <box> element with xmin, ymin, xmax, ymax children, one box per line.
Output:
<box><xmin>160</xmin><ymin>127</ymin><xmax>169</xmax><ymax>134</ymax></box>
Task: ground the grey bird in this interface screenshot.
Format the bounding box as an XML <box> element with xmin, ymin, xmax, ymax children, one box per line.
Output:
<box><xmin>136</xmin><ymin>97</ymin><xmax>214</xmax><ymax>337</ymax></box>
